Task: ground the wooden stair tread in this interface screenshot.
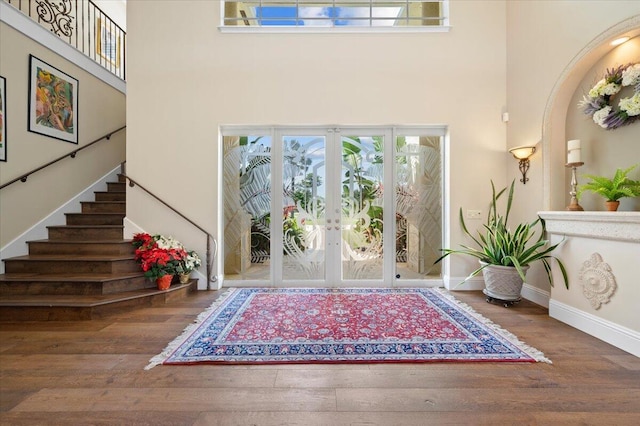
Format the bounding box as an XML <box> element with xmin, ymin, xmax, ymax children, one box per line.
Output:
<box><xmin>65</xmin><ymin>212</ymin><xmax>125</xmax><ymax>215</ymax></box>
<box><xmin>5</xmin><ymin>254</ymin><xmax>134</xmax><ymax>261</ymax></box>
<box><xmin>27</xmin><ymin>239</ymin><xmax>133</xmax><ymax>244</ymax></box>
<box><xmin>0</xmin><ymin>282</ymin><xmax>193</xmax><ymax>307</ymax></box>
<box><xmin>47</xmin><ymin>225</ymin><xmax>124</xmax><ymax>228</ymax></box>
<box><xmin>0</xmin><ymin>272</ymin><xmax>144</xmax><ymax>282</ymax></box>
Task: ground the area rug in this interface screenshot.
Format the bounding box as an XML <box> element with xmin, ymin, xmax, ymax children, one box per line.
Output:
<box><xmin>145</xmin><ymin>288</ymin><xmax>550</xmax><ymax>369</ymax></box>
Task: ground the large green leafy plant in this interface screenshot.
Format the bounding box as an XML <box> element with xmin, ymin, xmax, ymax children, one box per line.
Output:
<box><xmin>578</xmin><ymin>164</ymin><xmax>640</xmax><ymax>202</ymax></box>
<box><xmin>435</xmin><ymin>180</ymin><xmax>568</xmax><ymax>288</ymax></box>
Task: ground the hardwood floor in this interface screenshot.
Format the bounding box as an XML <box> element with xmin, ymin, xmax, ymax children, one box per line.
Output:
<box><xmin>1</xmin><ymin>290</ymin><xmax>638</xmax><ymax>425</ymax></box>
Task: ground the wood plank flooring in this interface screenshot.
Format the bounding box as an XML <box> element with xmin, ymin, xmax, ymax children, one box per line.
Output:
<box><xmin>1</xmin><ymin>290</ymin><xmax>638</xmax><ymax>425</ymax></box>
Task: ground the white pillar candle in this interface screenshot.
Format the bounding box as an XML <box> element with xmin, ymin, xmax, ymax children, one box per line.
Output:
<box><xmin>567</xmin><ymin>139</ymin><xmax>581</xmax><ymax>164</ymax></box>
<box><xmin>567</xmin><ymin>139</ymin><xmax>581</xmax><ymax>151</ymax></box>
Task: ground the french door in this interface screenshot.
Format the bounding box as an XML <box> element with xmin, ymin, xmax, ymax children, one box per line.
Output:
<box><xmin>222</xmin><ymin>126</ymin><xmax>444</xmax><ymax>287</ymax></box>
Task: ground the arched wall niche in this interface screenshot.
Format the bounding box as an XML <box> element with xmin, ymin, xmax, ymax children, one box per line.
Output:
<box><xmin>541</xmin><ymin>15</ymin><xmax>640</xmax><ymax>211</ymax></box>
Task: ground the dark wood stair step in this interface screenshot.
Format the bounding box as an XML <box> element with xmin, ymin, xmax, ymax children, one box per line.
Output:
<box><xmin>0</xmin><ymin>281</ymin><xmax>196</xmax><ymax>321</ymax></box>
<box><xmin>27</xmin><ymin>239</ymin><xmax>134</xmax><ymax>255</ymax></box>
<box><xmin>107</xmin><ymin>182</ymin><xmax>126</xmax><ymax>192</ymax></box>
<box><xmin>81</xmin><ymin>201</ymin><xmax>125</xmax><ymax>214</ymax></box>
<box><xmin>47</xmin><ymin>225</ymin><xmax>124</xmax><ymax>240</ymax></box>
<box><xmin>3</xmin><ymin>254</ymin><xmax>139</xmax><ymax>274</ymax></box>
<box><xmin>0</xmin><ymin>272</ymin><xmax>153</xmax><ymax>295</ymax></box>
<box><xmin>94</xmin><ymin>191</ymin><xmax>126</xmax><ymax>202</ymax></box>
<box><xmin>65</xmin><ymin>212</ymin><xmax>125</xmax><ymax>226</ymax></box>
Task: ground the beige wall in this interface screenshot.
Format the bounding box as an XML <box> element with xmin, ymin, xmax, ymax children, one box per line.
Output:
<box><xmin>126</xmin><ymin>0</ymin><xmax>509</xmax><ymax>282</ymax></box>
<box><xmin>506</xmin><ymin>1</ymin><xmax>640</xmax><ymax>293</ymax></box>
<box><xmin>0</xmin><ymin>22</ymin><xmax>126</xmax><ymax>247</ymax></box>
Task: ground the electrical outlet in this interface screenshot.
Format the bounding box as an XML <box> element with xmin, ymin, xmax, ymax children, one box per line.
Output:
<box><xmin>466</xmin><ymin>209</ymin><xmax>482</xmax><ymax>219</ymax></box>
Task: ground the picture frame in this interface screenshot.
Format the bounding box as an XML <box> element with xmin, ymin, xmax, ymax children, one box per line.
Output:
<box><xmin>0</xmin><ymin>75</ymin><xmax>6</xmax><ymax>161</ymax></box>
<box><xmin>96</xmin><ymin>18</ymin><xmax>121</xmax><ymax>67</ymax></box>
<box><xmin>28</xmin><ymin>55</ymin><xmax>78</xmax><ymax>144</ymax></box>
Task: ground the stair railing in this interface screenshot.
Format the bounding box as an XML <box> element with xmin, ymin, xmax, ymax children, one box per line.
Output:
<box><xmin>3</xmin><ymin>0</ymin><xmax>126</xmax><ymax>80</ymax></box>
<box><xmin>0</xmin><ymin>125</ymin><xmax>126</xmax><ymax>191</ymax></box>
<box><xmin>121</xmin><ymin>174</ymin><xmax>218</xmax><ymax>291</ymax></box>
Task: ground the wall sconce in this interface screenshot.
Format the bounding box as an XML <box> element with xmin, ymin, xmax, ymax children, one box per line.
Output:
<box><xmin>509</xmin><ymin>146</ymin><xmax>536</xmax><ymax>184</ymax></box>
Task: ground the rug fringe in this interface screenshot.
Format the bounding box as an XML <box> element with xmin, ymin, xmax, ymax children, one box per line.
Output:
<box><xmin>144</xmin><ymin>288</ymin><xmax>236</xmax><ymax>370</ymax></box>
<box><xmin>433</xmin><ymin>288</ymin><xmax>552</xmax><ymax>364</ymax></box>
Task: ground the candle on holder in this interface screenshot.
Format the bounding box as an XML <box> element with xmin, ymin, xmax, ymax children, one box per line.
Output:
<box><xmin>567</xmin><ymin>139</ymin><xmax>581</xmax><ymax>164</ymax></box>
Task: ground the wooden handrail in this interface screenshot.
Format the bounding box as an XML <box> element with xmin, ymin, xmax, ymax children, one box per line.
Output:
<box><xmin>0</xmin><ymin>126</ymin><xmax>126</xmax><ymax>190</ymax></box>
<box><xmin>121</xmin><ymin>174</ymin><xmax>218</xmax><ymax>290</ymax></box>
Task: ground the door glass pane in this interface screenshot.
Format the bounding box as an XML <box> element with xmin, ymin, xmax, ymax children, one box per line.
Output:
<box><xmin>282</xmin><ymin>136</ymin><xmax>327</xmax><ymax>280</ymax></box>
<box><xmin>395</xmin><ymin>135</ymin><xmax>442</xmax><ymax>279</ymax></box>
<box><xmin>223</xmin><ymin>135</ymin><xmax>272</xmax><ymax>281</ymax></box>
<box><xmin>341</xmin><ymin>135</ymin><xmax>384</xmax><ymax>280</ymax></box>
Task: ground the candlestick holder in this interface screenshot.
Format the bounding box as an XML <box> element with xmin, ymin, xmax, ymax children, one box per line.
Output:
<box><xmin>566</xmin><ymin>162</ymin><xmax>584</xmax><ymax>211</ymax></box>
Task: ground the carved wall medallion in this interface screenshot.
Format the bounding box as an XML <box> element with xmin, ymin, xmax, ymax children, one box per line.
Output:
<box><xmin>578</xmin><ymin>253</ymin><xmax>617</xmax><ymax>310</ymax></box>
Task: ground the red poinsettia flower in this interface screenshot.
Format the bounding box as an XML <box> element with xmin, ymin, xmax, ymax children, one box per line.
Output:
<box><xmin>131</xmin><ymin>233</ymin><xmax>189</xmax><ymax>280</ymax></box>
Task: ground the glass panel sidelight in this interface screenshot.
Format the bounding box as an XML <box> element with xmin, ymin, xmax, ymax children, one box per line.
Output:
<box><xmin>281</xmin><ymin>136</ymin><xmax>327</xmax><ymax>280</ymax></box>
<box><xmin>340</xmin><ymin>135</ymin><xmax>384</xmax><ymax>280</ymax></box>
<box><xmin>223</xmin><ymin>135</ymin><xmax>272</xmax><ymax>281</ymax></box>
<box><xmin>394</xmin><ymin>135</ymin><xmax>442</xmax><ymax>280</ymax></box>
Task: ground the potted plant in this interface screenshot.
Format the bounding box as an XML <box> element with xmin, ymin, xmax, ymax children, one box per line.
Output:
<box><xmin>132</xmin><ymin>233</ymin><xmax>187</xmax><ymax>290</ymax></box>
<box><xmin>435</xmin><ymin>180</ymin><xmax>568</xmax><ymax>305</ymax></box>
<box><xmin>577</xmin><ymin>164</ymin><xmax>640</xmax><ymax>211</ymax></box>
<box><xmin>176</xmin><ymin>250</ymin><xmax>202</xmax><ymax>283</ymax></box>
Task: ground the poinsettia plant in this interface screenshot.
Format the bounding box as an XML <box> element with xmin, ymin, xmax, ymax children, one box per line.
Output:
<box><xmin>132</xmin><ymin>233</ymin><xmax>188</xmax><ymax>280</ymax></box>
<box><xmin>176</xmin><ymin>250</ymin><xmax>201</xmax><ymax>275</ymax></box>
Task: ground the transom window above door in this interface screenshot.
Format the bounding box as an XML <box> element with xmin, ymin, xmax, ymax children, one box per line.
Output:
<box><xmin>221</xmin><ymin>1</ymin><xmax>450</xmax><ymax>31</ymax></box>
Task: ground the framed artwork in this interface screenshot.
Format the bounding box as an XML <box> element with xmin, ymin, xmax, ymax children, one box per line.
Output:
<box><xmin>28</xmin><ymin>55</ymin><xmax>78</xmax><ymax>144</ymax></box>
<box><xmin>0</xmin><ymin>75</ymin><xmax>6</xmax><ymax>161</ymax></box>
<box><xmin>96</xmin><ymin>18</ymin><xmax>121</xmax><ymax>67</ymax></box>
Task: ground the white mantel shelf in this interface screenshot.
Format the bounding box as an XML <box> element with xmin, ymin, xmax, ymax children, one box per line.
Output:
<box><xmin>538</xmin><ymin>211</ymin><xmax>640</xmax><ymax>243</ymax></box>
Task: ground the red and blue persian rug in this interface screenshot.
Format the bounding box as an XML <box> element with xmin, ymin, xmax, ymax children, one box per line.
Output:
<box><xmin>146</xmin><ymin>288</ymin><xmax>550</xmax><ymax>369</ymax></box>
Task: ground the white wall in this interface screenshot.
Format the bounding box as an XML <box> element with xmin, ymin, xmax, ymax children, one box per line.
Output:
<box><xmin>94</xmin><ymin>0</ymin><xmax>127</xmax><ymax>31</ymax></box>
<box><xmin>126</xmin><ymin>0</ymin><xmax>509</xmax><ymax>285</ymax></box>
<box><xmin>506</xmin><ymin>1</ymin><xmax>640</xmax><ymax>293</ymax></box>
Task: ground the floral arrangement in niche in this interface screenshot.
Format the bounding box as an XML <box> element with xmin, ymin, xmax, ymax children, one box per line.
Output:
<box><xmin>580</xmin><ymin>63</ymin><xmax>640</xmax><ymax>130</ymax></box>
<box><xmin>132</xmin><ymin>233</ymin><xmax>200</xmax><ymax>280</ymax></box>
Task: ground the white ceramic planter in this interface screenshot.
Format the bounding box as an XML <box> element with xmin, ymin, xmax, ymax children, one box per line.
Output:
<box><xmin>480</xmin><ymin>261</ymin><xmax>529</xmax><ymax>302</ymax></box>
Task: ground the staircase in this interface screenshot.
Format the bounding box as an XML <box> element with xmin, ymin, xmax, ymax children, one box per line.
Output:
<box><xmin>0</xmin><ymin>175</ymin><xmax>196</xmax><ymax>321</ymax></box>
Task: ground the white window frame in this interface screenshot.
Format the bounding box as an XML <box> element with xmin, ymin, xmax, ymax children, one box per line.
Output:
<box><xmin>219</xmin><ymin>1</ymin><xmax>451</xmax><ymax>33</ymax></box>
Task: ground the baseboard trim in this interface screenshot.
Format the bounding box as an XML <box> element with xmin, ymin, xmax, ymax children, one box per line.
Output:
<box><xmin>521</xmin><ymin>284</ymin><xmax>550</xmax><ymax>308</ymax></box>
<box><xmin>443</xmin><ymin>276</ymin><xmax>485</xmax><ymax>291</ymax></box>
<box><xmin>0</xmin><ymin>167</ymin><xmax>120</xmax><ymax>274</ymax></box>
<box><xmin>549</xmin><ymin>299</ymin><xmax>640</xmax><ymax>357</ymax></box>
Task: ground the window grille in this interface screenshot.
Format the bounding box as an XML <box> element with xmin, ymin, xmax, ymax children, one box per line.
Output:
<box><xmin>222</xmin><ymin>1</ymin><xmax>449</xmax><ymax>29</ymax></box>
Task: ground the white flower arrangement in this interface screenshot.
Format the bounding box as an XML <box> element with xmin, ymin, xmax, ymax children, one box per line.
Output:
<box><xmin>180</xmin><ymin>251</ymin><xmax>202</xmax><ymax>273</ymax></box>
<box><xmin>580</xmin><ymin>63</ymin><xmax>640</xmax><ymax>129</ymax></box>
<box><xmin>154</xmin><ymin>235</ymin><xmax>183</xmax><ymax>250</ymax></box>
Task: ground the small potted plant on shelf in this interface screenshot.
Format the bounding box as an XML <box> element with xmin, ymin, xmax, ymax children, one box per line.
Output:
<box><xmin>577</xmin><ymin>164</ymin><xmax>640</xmax><ymax>211</ymax></box>
<box><xmin>132</xmin><ymin>233</ymin><xmax>188</xmax><ymax>290</ymax></box>
<box><xmin>176</xmin><ymin>250</ymin><xmax>202</xmax><ymax>284</ymax></box>
<box><xmin>434</xmin><ymin>180</ymin><xmax>568</xmax><ymax>306</ymax></box>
